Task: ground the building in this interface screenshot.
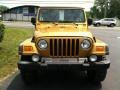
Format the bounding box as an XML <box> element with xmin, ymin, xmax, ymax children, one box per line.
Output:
<box><xmin>2</xmin><ymin>5</ymin><xmax>38</xmax><ymax>21</ymax></box>
<box><xmin>0</xmin><ymin>14</ymin><xmax>1</xmax><ymax>17</ymax></box>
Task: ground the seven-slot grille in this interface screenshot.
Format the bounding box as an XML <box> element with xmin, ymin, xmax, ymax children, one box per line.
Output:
<box><xmin>50</xmin><ymin>39</ymin><xmax>80</xmax><ymax>57</ymax></box>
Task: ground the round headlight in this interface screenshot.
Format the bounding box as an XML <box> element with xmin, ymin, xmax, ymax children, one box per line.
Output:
<box><xmin>38</xmin><ymin>40</ymin><xmax>48</xmax><ymax>49</ymax></box>
<box><xmin>89</xmin><ymin>55</ymin><xmax>97</xmax><ymax>62</ymax></box>
<box><xmin>32</xmin><ymin>55</ymin><xmax>40</xmax><ymax>62</ymax></box>
<box><xmin>81</xmin><ymin>39</ymin><xmax>91</xmax><ymax>49</ymax></box>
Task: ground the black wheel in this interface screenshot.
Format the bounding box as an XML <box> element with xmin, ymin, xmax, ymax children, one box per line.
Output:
<box><xmin>93</xmin><ymin>24</ymin><xmax>97</xmax><ymax>27</ymax></box>
<box><xmin>87</xmin><ymin>69</ymin><xmax>107</xmax><ymax>83</ymax></box>
<box><xmin>110</xmin><ymin>23</ymin><xmax>116</xmax><ymax>27</ymax></box>
<box><xmin>20</xmin><ymin>70</ymin><xmax>39</xmax><ymax>85</ymax></box>
<box><xmin>96</xmin><ymin>23</ymin><xmax>101</xmax><ymax>27</ymax></box>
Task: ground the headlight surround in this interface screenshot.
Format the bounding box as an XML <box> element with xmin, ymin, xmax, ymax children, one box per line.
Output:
<box><xmin>38</xmin><ymin>39</ymin><xmax>48</xmax><ymax>49</ymax></box>
<box><xmin>81</xmin><ymin>39</ymin><xmax>91</xmax><ymax>49</ymax></box>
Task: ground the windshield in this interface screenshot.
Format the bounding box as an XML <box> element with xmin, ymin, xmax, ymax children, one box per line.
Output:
<box><xmin>38</xmin><ymin>9</ymin><xmax>85</xmax><ymax>23</ymax></box>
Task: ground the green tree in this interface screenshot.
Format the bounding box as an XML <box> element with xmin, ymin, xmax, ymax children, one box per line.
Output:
<box><xmin>86</xmin><ymin>11</ymin><xmax>91</xmax><ymax>18</ymax></box>
<box><xmin>90</xmin><ymin>0</ymin><xmax>106</xmax><ymax>19</ymax></box>
<box><xmin>107</xmin><ymin>0</ymin><xmax>120</xmax><ymax>19</ymax></box>
<box><xmin>90</xmin><ymin>6</ymin><xmax>102</xmax><ymax>19</ymax></box>
<box><xmin>0</xmin><ymin>5</ymin><xmax>8</xmax><ymax>13</ymax></box>
<box><xmin>90</xmin><ymin>0</ymin><xmax>120</xmax><ymax>19</ymax></box>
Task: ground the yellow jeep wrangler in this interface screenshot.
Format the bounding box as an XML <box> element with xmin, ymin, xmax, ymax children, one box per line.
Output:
<box><xmin>18</xmin><ymin>7</ymin><xmax>110</xmax><ymax>84</ymax></box>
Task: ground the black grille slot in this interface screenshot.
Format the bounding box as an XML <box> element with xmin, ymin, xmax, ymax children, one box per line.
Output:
<box><xmin>76</xmin><ymin>39</ymin><xmax>79</xmax><ymax>56</ymax></box>
<box><xmin>63</xmin><ymin>39</ymin><xmax>66</xmax><ymax>56</ymax></box>
<box><xmin>50</xmin><ymin>39</ymin><xmax>53</xmax><ymax>56</ymax></box>
<box><xmin>54</xmin><ymin>39</ymin><xmax>57</xmax><ymax>56</ymax></box>
<box><xmin>59</xmin><ymin>39</ymin><xmax>62</xmax><ymax>56</ymax></box>
<box><xmin>67</xmin><ymin>39</ymin><xmax>70</xmax><ymax>56</ymax></box>
<box><xmin>72</xmin><ymin>39</ymin><xmax>75</xmax><ymax>56</ymax></box>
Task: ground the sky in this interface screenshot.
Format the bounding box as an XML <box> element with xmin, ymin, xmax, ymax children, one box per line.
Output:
<box><xmin>0</xmin><ymin>0</ymin><xmax>95</xmax><ymax>11</ymax></box>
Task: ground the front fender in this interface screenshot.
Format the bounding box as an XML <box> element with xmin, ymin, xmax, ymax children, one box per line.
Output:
<box><xmin>19</xmin><ymin>38</ymin><xmax>38</xmax><ymax>55</ymax></box>
<box><xmin>90</xmin><ymin>39</ymin><xmax>109</xmax><ymax>55</ymax></box>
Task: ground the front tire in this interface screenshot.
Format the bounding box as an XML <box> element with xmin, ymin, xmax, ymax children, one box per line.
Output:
<box><xmin>96</xmin><ymin>23</ymin><xmax>101</xmax><ymax>27</ymax></box>
<box><xmin>109</xmin><ymin>23</ymin><xmax>116</xmax><ymax>27</ymax></box>
<box><xmin>20</xmin><ymin>70</ymin><xmax>39</xmax><ymax>85</ymax></box>
<box><xmin>87</xmin><ymin>69</ymin><xmax>107</xmax><ymax>83</ymax></box>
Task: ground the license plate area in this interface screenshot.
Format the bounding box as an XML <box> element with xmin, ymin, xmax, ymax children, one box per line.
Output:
<box><xmin>41</xmin><ymin>58</ymin><xmax>87</xmax><ymax>64</ymax></box>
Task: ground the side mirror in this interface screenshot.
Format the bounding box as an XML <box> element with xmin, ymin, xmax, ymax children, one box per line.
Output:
<box><xmin>87</xmin><ymin>18</ymin><xmax>93</xmax><ymax>26</ymax></box>
<box><xmin>31</xmin><ymin>17</ymin><xmax>36</xmax><ymax>25</ymax></box>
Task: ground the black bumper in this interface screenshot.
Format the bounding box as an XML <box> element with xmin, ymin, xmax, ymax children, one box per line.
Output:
<box><xmin>18</xmin><ymin>60</ymin><xmax>110</xmax><ymax>71</ymax></box>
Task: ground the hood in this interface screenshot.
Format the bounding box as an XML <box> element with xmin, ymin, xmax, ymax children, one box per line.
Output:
<box><xmin>35</xmin><ymin>23</ymin><xmax>93</xmax><ymax>38</ymax></box>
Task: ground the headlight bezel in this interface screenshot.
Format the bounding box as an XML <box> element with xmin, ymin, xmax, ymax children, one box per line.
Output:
<box><xmin>81</xmin><ymin>39</ymin><xmax>92</xmax><ymax>50</ymax></box>
<box><xmin>38</xmin><ymin>39</ymin><xmax>48</xmax><ymax>49</ymax></box>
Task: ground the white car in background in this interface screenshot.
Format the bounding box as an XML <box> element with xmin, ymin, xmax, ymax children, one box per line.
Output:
<box><xmin>93</xmin><ymin>18</ymin><xmax>117</xmax><ymax>27</ymax></box>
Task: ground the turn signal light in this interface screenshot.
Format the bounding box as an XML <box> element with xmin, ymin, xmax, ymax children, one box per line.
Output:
<box><xmin>23</xmin><ymin>46</ymin><xmax>33</xmax><ymax>52</ymax></box>
<box><xmin>96</xmin><ymin>46</ymin><xmax>104</xmax><ymax>52</ymax></box>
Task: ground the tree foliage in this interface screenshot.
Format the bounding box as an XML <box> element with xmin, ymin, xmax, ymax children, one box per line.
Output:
<box><xmin>90</xmin><ymin>0</ymin><xmax>120</xmax><ymax>19</ymax></box>
<box><xmin>0</xmin><ymin>5</ymin><xmax>8</xmax><ymax>13</ymax></box>
<box><xmin>86</xmin><ymin>12</ymin><xmax>91</xmax><ymax>18</ymax></box>
<box><xmin>107</xmin><ymin>0</ymin><xmax>120</xmax><ymax>19</ymax></box>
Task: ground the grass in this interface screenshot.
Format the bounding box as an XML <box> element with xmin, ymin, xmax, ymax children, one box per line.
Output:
<box><xmin>0</xmin><ymin>27</ymin><xmax>33</xmax><ymax>79</ymax></box>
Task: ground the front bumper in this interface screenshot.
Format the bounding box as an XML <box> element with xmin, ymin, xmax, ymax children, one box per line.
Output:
<box><xmin>18</xmin><ymin>58</ymin><xmax>110</xmax><ymax>71</ymax></box>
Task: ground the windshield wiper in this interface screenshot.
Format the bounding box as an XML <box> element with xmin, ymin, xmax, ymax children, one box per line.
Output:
<box><xmin>40</xmin><ymin>21</ymin><xmax>59</xmax><ymax>25</ymax></box>
<box><xmin>59</xmin><ymin>21</ymin><xmax>80</xmax><ymax>26</ymax></box>
<box><xmin>73</xmin><ymin>23</ymin><xmax>80</xmax><ymax>26</ymax></box>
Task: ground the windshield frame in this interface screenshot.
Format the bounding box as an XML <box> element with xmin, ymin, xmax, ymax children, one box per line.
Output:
<box><xmin>38</xmin><ymin>8</ymin><xmax>86</xmax><ymax>23</ymax></box>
